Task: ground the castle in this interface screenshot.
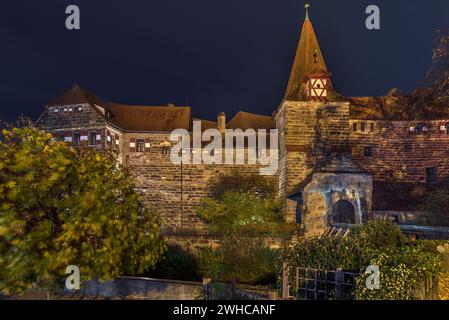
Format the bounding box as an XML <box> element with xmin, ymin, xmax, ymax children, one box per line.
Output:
<box><xmin>37</xmin><ymin>5</ymin><xmax>449</xmax><ymax>242</ymax></box>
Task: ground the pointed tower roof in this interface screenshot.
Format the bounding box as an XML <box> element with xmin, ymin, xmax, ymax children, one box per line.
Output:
<box><xmin>284</xmin><ymin>3</ymin><xmax>330</xmax><ymax>101</ymax></box>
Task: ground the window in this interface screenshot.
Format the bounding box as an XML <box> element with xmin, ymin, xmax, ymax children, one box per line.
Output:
<box><xmin>162</xmin><ymin>146</ymin><xmax>170</xmax><ymax>155</ymax></box>
<box><xmin>370</xmin><ymin>123</ymin><xmax>375</xmax><ymax>132</ymax></box>
<box><xmin>73</xmin><ymin>132</ymin><xmax>81</xmax><ymax>147</ymax></box>
<box><xmin>426</xmin><ymin>167</ymin><xmax>437</xmax><ymax>185</ymax></box>
<box><xmin>360</xmin><ymin>122</ymin><xmax>366</xmax><ymax>132</ymax></box>
<box><xmin>136</xmin><ymin>139</ymin><xmax>145</xmax><ymax>152</ymax></box>
<box><xmin>364</xmin><ymin>146</ymin><xmax>373</xmax><ymax>157</ymax></box>
<box><xmin>416</xmin><ymin>124</ymin><xmax>429</xmax><ymax>135</ymax></box>
<box><xmin>352</xmin><ymin>122</ymin><xmax>357</xmax><ymax>132</ymax></box>
<box><xmin>88</xmin><ymin>132</ymin><xmax>96</xmax><ymax>146</ymax></box>
<box><xmin>313</xmin><ymin>49</ymin><xmax>318</xmax><ymax>63</ymax></box>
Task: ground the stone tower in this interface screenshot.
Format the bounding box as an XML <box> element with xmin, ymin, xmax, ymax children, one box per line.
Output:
<box><xmin>275</xmin><ymin>4</ymin><xmax>372</xmax><ymax>235</ymax></box>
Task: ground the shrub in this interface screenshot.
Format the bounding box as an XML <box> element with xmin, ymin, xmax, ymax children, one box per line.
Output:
<box><xmin>209</xmin><ymin>171</ymin><xmax>277</xmax><ymax>199</ymax></box>
<box><xmin>283</xmin><ymin>220</ymin><xmax>447</xmax><ymax>300</ymax></box>
<box><xmin>354</xmin><ymin>244</ymin><xmax>442</xmax><ymax>300</ymax></box>
<box><xmin>356</xmin><ymin>219</ymin><xmax>407</xmax><ymax>250</ymax></box>
<box><xmin>197</xmin><ymin>247</ymin><xmax>222</xmax><ymax>279</ymax></box>
<box><xmin>197</xmin><ymin>236</ymin><xmax>280</xmax><ymax>286</ymax></box>
<box><xmin>144</xmin><ymin>245</ymin><xmax>200</xmax><ymax>281</ymax></box>
<box><xmin>440</xmin><ymin>274</ymin><xmax>449</xmax><ymax>300</ymax></box>
<box><xmin>284</xmin><ymin>235</ymin><xmax>367</xmax><ymax>272</ymax></box>
<box><xmin>197</xmin><ymin>191</ymin><xmax>282</xmax><ymax>235</ymax></box>
<box><xmin>416</xmin><ymin>189</ymin><xmax>449</xmax><ymax>227</ymax></box>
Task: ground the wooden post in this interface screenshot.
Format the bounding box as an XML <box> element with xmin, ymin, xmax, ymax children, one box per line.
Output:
<box><xmin>335</xmin><ymin>268</ymin><xmax>343</xmax><ymax>300</ymax></box>
<box><xmin>203</xmin><ymin>278</ymin><xmax>211</xmax><ymax>299</ymax></box>
<box><xmin>295</xmin><ymin>267</ymin><xmax>299</xmax><ymax>294</ymax></box>
<box><xmin>282</xmin><ymin>262</ymin><xmax>290</xmax><ymax>299</ymax></box>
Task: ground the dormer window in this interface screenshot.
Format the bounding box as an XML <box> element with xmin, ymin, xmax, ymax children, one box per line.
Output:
<box><xmin>313</xmin><ymin>49</ymin><xmax>318</xmax><ymax>63</ymax></box>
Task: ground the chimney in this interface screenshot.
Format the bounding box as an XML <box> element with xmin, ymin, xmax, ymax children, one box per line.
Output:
<box><xmin>217</xmin><ymin>112</ymin><xmax>226</xmax><ymax>133</ymax></box>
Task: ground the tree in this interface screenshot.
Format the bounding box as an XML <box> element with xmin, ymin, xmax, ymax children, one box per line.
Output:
<box><xmin>209</xmin><ymin>171</ymin><xmax>277</xmax><ymax>200</ymax></box>
<box><xmin>0</xmin><ymin>124</ymin><xmax>165</xmax><ymax>295</ymax></box>
<box><xmin>198</xmin><ymin>172</ymin><xmax>284</xmax><ymax>235</ymax></box>
<box><xmin>197</xmin><ymin>235</ymin><xmax>279</xmax><ymax>285</ymax></box>
<box><xmin>416</xmin><ymin>189</ymin><xmax>449</xmax><ymax>227</ymax></box>
<box><xmin>197</xmin><ymin>191</ymin><xmax>282</xmax><ymax>235</ymax></box>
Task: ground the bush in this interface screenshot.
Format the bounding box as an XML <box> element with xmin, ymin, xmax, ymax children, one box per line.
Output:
<box><xmin>198</xmin><ymin>191</ymin><xmax>282</xmax><ymax>235</ymax></box>
<box><xmin>416</xmin><ymin>189</ymin><xmax>449</xmax><ymax>227</ymax></box>
<box><xmin>197</xmin><ymin>247</ymin><xmax>221</xmax><ymax>280</ymax></box>
<box><xmin>144</xmin><ymin>245</ymin><xmax>201</xmax><ymax>282</ymax></box>
<box><xmin>197</xmin><ymin>236</ymin><xmax>280</xmax><ymax>286</ymax></box>
<box><xmin>209</xmin><ymin>171</ymin><xmax>277</xmax><ymax>199</ymax></box>
<box><xmin>285</xmin><ymin>234</ymin><xmax>366</xmax><ymax>272</ymax></box>
<box><xmin>354</xmin><ymin>244</ymin><xmax>442</xmax><ymax>300</ymax></box>
<box><xmin>356</xmin><ymin>219</ymin><xmax>407</xmax><ymax>250</ymax></box>
<box><xmin>283</xmin><ymin>220</ymin><xmax>447</xmax><ymax>300</ymax></box>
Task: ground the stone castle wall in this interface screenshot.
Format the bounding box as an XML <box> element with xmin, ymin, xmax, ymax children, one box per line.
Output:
<box><xmin>119</xmin><ymin>132</ymin><xmax>279</xmax><ymax>233</ymax></box>
<box><xmin>350</xmin><ymin>119</ymin><xmax>449</xmax><ymax>183</ymax></box>
<box><xmin>39</xmin><ymin>103</ymin><xmax>106</xmax><ymax>132</ymax></box>
<box><xmin>275</xmin><ymin>101</ymin><xmax>351</xmax><ymax>221</ymax></box>
<box><xmin>38</xmin><ymin>103</ymin><xmax>107</xmax><ymax>150</ymax></box>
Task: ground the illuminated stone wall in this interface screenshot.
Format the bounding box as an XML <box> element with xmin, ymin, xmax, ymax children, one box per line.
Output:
<box><xmin>350</xmin><ymin>119</ymin><xmax>449</xmax><ymax>183</ymax></box>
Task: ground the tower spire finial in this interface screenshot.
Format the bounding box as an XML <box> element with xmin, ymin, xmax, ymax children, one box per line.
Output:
<box><xmin>305</xmin><ymin>2</ymin><xmax>310</xmax><ymax>21</ymax></box>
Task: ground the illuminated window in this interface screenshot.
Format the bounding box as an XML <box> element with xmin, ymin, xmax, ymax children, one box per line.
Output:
<box><xmin>162</xmin><ymin>146</ymin><xmax>170</xmax><ymax>155</ymax></box>
<box><xmin>360</xmin><ymin>122</ymin><xmax>366</xmax><ymax>132</ymax></box>
<box><xmin>352</xmin><ymin>123</ymin><xmax>357</xmax><ymax>132</ymax></box>
<box><xmin>136</xmin><ymin>139</ymin><xmax>145</xmax><ymax>152</ymax></box>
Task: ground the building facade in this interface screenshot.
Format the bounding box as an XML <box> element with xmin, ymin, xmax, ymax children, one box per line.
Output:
<box><xmin>37</xmin><ymin>6</ymin><xmax>449</xmax><ymax>238</ymax></box>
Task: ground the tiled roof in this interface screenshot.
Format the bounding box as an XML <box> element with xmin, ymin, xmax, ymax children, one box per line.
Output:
<box><xmin>47</xmin><ymin>84</ymin><xmax>105</xmax><ymax>107</ymax></box>
<box><xmin>107</xmin><ymin>102</ymin><xmax>191</xmax><ymax>132</ymax></box>
<box><xmin>227</xmin><ymin>111</ymin><xmax>274</xmax><ymax>130</ymax></box>
<box><xmin>193</xmin><ymin>118</ymin><xmax>217</xmax><ymax>131</ymax></box>
<box><xmin>284</xmin><ymin>8</ymin><xmax>330</xmax><ymax>101</ymax></box>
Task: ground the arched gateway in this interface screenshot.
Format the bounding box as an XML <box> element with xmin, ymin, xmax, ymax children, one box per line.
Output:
<box><xmin>332</xmin><ymin>200</ymin><xmax>356</xmax><ymax>224</ymax></box>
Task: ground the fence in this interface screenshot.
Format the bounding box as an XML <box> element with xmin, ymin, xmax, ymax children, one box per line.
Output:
<box><xmin>282</xmin><ymin>264</ymin><xmax>359</xmax><ymax>300</ymax></box>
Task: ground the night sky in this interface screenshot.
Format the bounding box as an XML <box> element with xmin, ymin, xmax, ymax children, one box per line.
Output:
<box><xmin>1</xmin><ymin>0</ymin><xmax>448</xmax><ymax>123</ymax></box>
